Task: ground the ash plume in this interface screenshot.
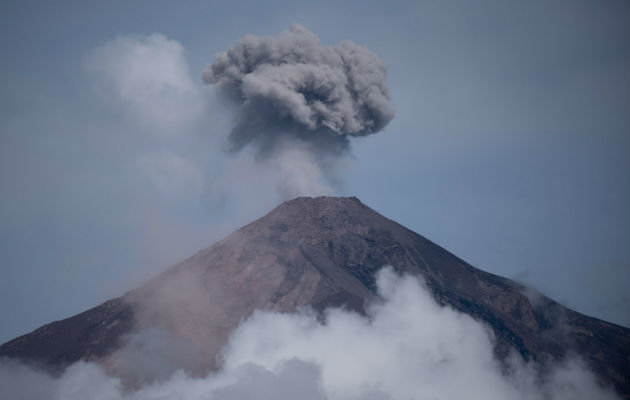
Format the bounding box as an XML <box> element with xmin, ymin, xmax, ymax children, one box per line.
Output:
<box><xmin>203</xmin><ymin>24</ymin><xmax>394</xmax><ymax>198</ymax></box>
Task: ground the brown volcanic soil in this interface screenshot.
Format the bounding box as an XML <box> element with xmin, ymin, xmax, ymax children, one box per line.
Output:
<box><xmin>1</xmin><ymin>196</ymin><xmax>628</xmax><ymax>396</ymax></box>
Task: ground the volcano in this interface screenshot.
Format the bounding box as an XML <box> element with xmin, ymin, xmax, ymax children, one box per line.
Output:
<box><xmin>1</xmin><ymin>196</ymin><xmax>628</xmax><ymax>396</ymax></box>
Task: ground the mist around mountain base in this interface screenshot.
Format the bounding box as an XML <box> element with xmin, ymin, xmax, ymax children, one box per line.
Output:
<box><xmin>0</xmin><ymin>268</ymin><xmax>618</xmax><ymax>400</ymax></box>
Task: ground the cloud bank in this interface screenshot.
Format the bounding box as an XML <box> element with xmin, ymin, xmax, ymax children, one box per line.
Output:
<box><xmin>0</xmin><ymin>269</ymin><xmax>618</xmax><ymax>400</ymax></box>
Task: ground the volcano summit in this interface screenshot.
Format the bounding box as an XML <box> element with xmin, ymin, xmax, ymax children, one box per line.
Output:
<box><xmin>1</xmin><ymin>196</ymin><xmax>628</xmax><ymax>398</ymax></box>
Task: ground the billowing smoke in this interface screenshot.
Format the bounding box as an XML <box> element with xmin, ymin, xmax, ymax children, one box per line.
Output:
<box><xmin>0</xmin><ymin>269</ymin><xmax>619</xmax><ymax>400</ymax></box>
<box><xmin>203</xmin><ymin>24</ymin><xmax>394</xmax><ymax>198</ymax></box>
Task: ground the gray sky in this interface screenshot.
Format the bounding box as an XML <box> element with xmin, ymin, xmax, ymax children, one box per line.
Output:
<box><xmin>0</xmin><ymin>0</ymin><xmax>628</xmax><ymax>343</ymax></box>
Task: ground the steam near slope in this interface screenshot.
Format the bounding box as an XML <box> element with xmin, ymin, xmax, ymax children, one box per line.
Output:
<box><xmin>0</xmin><ymin>269</ymin><xmax>618</xmax><ymax>399</ymax></box>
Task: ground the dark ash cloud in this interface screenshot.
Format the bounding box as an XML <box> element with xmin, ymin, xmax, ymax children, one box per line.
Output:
<box><xmin>203</xmin><ymin>23</ymin><xmax>394</xmax><ymax>156</ymax></box>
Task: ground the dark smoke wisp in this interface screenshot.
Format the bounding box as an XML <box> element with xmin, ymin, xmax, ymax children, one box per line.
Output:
<box><xmin>203</xmin><ymin>23</ymin><xmax>394</xmax><ymax>159</ymax></box>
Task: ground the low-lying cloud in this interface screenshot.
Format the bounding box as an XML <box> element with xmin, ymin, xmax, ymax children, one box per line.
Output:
<box><xmin>0</xmin><ymin>269</ymin><xmax>618</xmax><ymax>400</ymax></box>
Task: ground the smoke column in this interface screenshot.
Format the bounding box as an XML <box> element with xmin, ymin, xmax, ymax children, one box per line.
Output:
<box><xmin>203</xmin><ymin>23</ymin><xmax>394</xmax><ymax>198</ymax></box>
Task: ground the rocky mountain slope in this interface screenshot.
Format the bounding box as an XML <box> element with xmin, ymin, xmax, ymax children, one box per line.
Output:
<box><xmin>1</xmin><ymin>196</ymin><xmax>628</xmax><ymax>396</ymax></box>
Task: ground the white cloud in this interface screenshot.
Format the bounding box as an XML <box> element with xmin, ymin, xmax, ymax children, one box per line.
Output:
<box><xmin>86</xmin><ymin>33</ymin><xmax>205</xmax><ymax>132</ymax></box>
<box><xmin>0</xmin><ymin>269</ymin><xmax>619</xmax><ymax>400</ymax></box>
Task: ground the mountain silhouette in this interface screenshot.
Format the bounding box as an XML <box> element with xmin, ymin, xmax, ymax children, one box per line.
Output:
<box><xmin>1</xmin><ymin>196</ymin><xmax>628</xmax><ymax>396</ymax></box>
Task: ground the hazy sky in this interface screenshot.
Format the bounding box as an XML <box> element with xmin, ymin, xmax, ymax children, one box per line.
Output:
<box><xmin>0</xmin><ymin>0</ymin><xmax>628</xmax><ymax>343</ymax></box>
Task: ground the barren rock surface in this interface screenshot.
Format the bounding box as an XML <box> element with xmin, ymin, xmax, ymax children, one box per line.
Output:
<box><xmin>1</xmin><ymin>196</ymin><xmax>628</xmax><ymax>396</ymax></box>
